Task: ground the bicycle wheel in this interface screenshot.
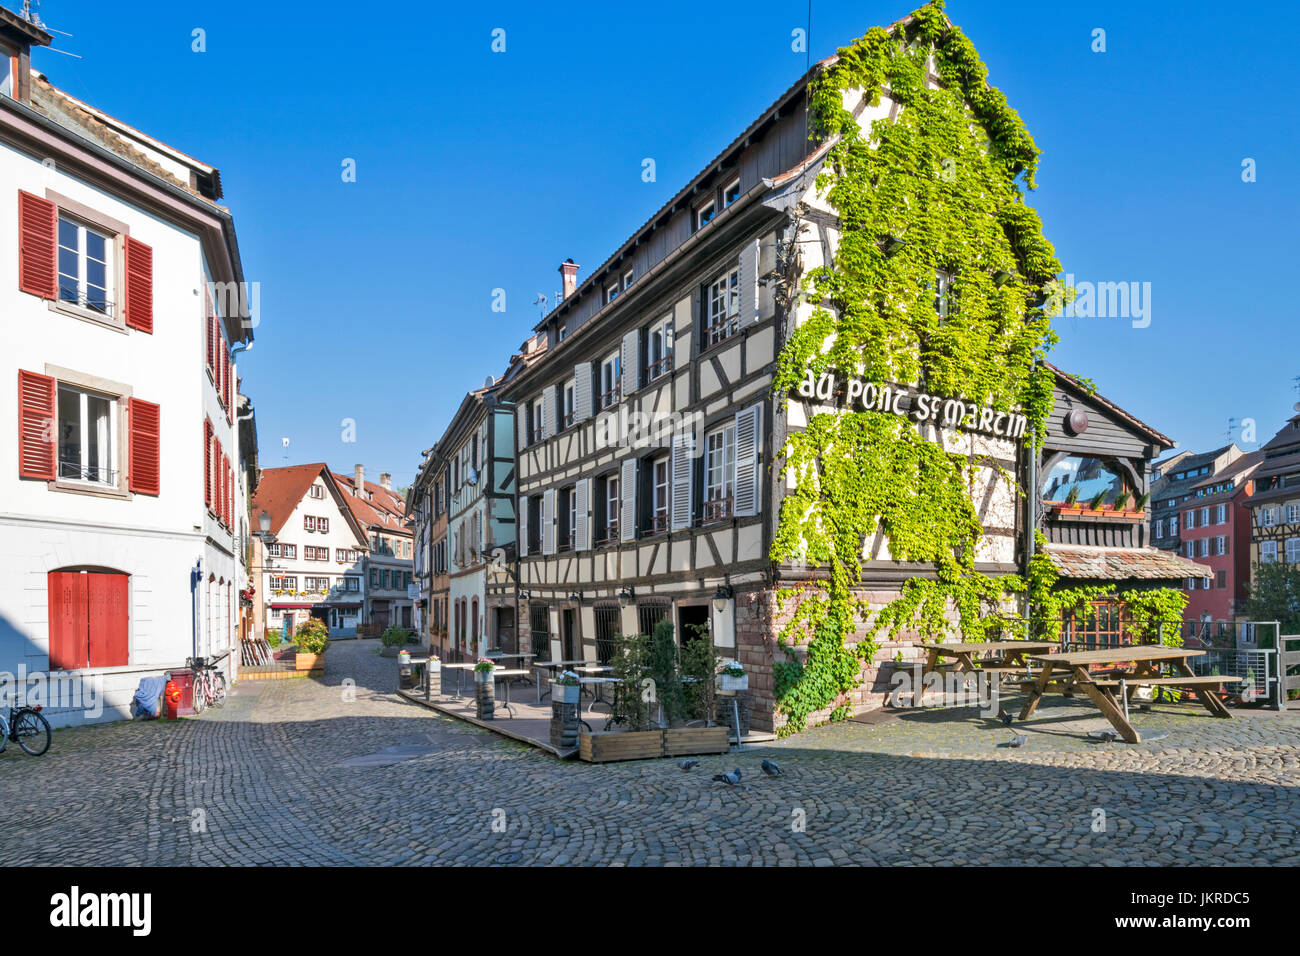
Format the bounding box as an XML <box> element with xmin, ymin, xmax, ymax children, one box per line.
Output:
<box><xmin>14</xmin><ymin>709</ymin><xmax>50</xmax><ymax>756</ymax></box>
<box><xmin>211</xmin><ymin>672</ymin><xmax>227</xmax><ymax>708</ymax></box>
<box><xmin>192</xmin><ymin>678</ymin><xmax>206</xmax><ymax>715</ymax></box>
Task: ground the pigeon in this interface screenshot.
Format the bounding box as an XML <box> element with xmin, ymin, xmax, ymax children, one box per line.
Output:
<box><xmin>1088</xmin><ymin>729</ymin><xmax>1119</xmax><ymax>742</ymax></box>
<box><xmin>997</xmin><ymin>707</ymin><xmax>1013</xmax><ymax>727</ymax></box>
<box><xmin>760</xmin><ymin>758</ymin><xmax>783</xmax><ymax>777</ymax></box>
<box><xmin>1143</xmin><ymin>732</ymin><xmax>1168</xmax><ymax>743</ymax></box>
<box><xmin>677</xmin><ymin>759</ymin><xmax>699</xmax><ymax>772</ymax></box>
<box><xmin>1008</xmin><ymin>734</ymin><xmax>1027</xmax><ymax>748</ymax></box>
<box><xmin>712</xmin><ymin>768</ymin><xmax>742</xmax><ymax>785</ymax></box>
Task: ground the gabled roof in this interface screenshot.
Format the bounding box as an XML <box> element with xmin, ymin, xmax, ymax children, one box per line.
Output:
<box><xmin>331</xmin><ymin>472</ymin><xmax>411</xmax><ymax>535</ymax></box>
<box><xmin>250</xmin><ymin>464</ymin><xmax>368</xmax><ymax>544</ymax></box>
<box><xmin>1188</xmin><ymin>450</ymin><xmax>1262</xmax><ymax>498</ymax></box>
<box><xmin>1046</xmin><ymin>363</ymin><xmax>1173</xmax><ymax>449</ymax></box>
<box><xmin>1046</xmin><ymin>544</ymin><xmax>1208</xmax><ymax>582</ymax></box>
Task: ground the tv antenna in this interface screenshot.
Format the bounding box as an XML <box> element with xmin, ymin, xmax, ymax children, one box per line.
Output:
<box><xmin>280</xmin><ymin>436</ymin><xmax>290</xmax><ymax>466</ymax></box>
<box><xmin>22</xmin><ymin>2</ymin><xmax>82</xmax><ymax>57</ymax></box>
<box><xmin>533</xmin><ymin>293</ymin><xmax>549</xmax><ymax>318</ymax></box>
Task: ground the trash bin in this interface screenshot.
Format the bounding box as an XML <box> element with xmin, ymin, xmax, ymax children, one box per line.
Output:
<box><xmin>170</xmin><ymin>668</ymin><xmax>197</xmax><ymax>716</ymax></box>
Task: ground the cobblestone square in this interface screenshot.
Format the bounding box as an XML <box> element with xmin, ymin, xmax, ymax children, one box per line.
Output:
<box><xmin>2</xmin><ymin>639</ymin><xmax>1298</xmax><ymax>867</ymax></box>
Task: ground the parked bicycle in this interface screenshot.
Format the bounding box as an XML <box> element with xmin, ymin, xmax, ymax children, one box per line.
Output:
<box><xmin>187</xmin><ymin>655</ymin><xmax>227</xmax><ymax>714</ymax></box>
<box><xmin>0</xmin><ymin>703</ymin><xmax>51</xmax><ymax>756</ymax></box>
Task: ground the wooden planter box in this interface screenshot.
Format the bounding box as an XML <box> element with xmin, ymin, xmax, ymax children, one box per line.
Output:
<box><xmin>663</xmin><ymin>725</ymin><xmax>730</xmax><ymax>756</ymax></box>
<box><xmin>579</xmin><ymin>730</ymin><xmax>664</xmax><ymax>763</ymax></box>
<box><xmin>294</xmin><ymin>651</ymin><xmax>324</xmax><ymax>672</ymax></box>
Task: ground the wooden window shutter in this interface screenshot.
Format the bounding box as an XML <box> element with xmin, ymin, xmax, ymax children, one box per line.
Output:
<box><xmin>518</xmin><ymin>495</ymin><xmax>529</xmax><ymax>557</ymax></box>
<box><xmin>619</xmin><ymin>458</ymin><xmax>637</xmax><ymax>542</ymax></box>
<box><xmin>205</xmin><ymin>285</ymin><xmax>215</xmax><ymax>371</ymax></box>
<box><xmin>87</xmin><ymin>572</ymin><xmax>129</xmax><ymax>667</ymax></box>
<box><xmin>224</xmin><ymin>349</ymin><xmax>233</xmax><ymax>417</ymax></box>
<box><xmin>733</xmin><ymin>402</ymin><xmax>763</xmax><ymax>517</ymax></box>
<box><xmin>123</xmin><ymin>236</ymin><xmax>154</xmax><ymax>333</ymax></box>
<box><xmin>542</xmin><ymin>488</ymin><xmax>556</xmax><ymax>555</ymax></box>
<box><xmin>18</xmin><ymin>369</ymin><xmax>56</xmax><ymax>480</ymax></box>
<box><xmin>573</xmin><ymin>363</ymin><xmax>593</xmax><ymax>423</ymax></box>
<box><xmin>17</xmin><ymin>190</ymin><xmax>57</xmax><ymax>299</ymax></box>
<box><xmin>621</xmin><ymin>329</ymin><xmax>640</xmax><ymax>397</ymax></box>
<box><xmin>575</xmin><ymin>477</ymin><xmax>590</xmax><ymax>551</ymax></box>
<box><xmin>670</xmin><ymin>431</ymin><xmax>694</xmax><ymax>530</ymax></box>
<box><xmin>128</xmin><ymin>398</ymin><xmax>161</xmax><ymax>495</ymax></box>
<box><xmin>203</xmin><ymin>418</ymin><xmax>213</xmax><ymax>507</ymax></box>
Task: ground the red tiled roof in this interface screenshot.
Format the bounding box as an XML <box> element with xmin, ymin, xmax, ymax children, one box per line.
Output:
<box><xmin>250</xmin><ymin>463</ymin><xmax>332</xmax><ymax>536</ymax></box>
<box><xmin>1045</xmin><ymin>544</ymin><xmax>1208</xmax><ymax>581</ymax></box>
<box><xmin>330</xmin><ymin>473</ymin><xmax>410</xmax><ymax>535</ymax></box>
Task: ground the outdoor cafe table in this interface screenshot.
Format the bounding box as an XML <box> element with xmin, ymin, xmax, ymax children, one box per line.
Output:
<box><xmin>577</xmin><ymin>677</ymin><xmax>618</xmax><ymax>727</ymax></box>
<box><xmin>1019</xmin><ymin>646</ymin><xmax>1234</xmax><ymax>744</ymax></box>
<box><xmin>491</xmin><ymin>668</ymin><xmax>531</xmax><ymax>718</ymax></box>
<box><xmin>440</xmin><ymin>662</ymin><xmax>478</xmax><ymax>698</ymax></box>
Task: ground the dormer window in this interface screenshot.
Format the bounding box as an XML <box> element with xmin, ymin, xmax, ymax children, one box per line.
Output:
<box><xmin>696</xmin><ymin>199</ymin><xmax>716</xmax><ymax>231</ymax></box>
<box><xmin>723</xmin><ymin>177</ymin><xmax>741</xmax><ymax>207</ymax></box>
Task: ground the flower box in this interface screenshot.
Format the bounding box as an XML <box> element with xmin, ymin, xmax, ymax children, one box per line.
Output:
<box><xmin>578</xmin><ymin>729</ymin><xmax>664</xmax><ymax>763</ymax></box>
<box><xmin>718</xmin><ymin>672</ymin><xmax>748</xmax><ymax>692</ymax></box>
<box><xmin>552</xmin><ymin>682</ymin><xmax>580</xmax><ymax>704</ymax></box>
<box><xmin>294</xmin><ymin>651</ymin><xmax>324</xmax><ymax>672</ymax></box>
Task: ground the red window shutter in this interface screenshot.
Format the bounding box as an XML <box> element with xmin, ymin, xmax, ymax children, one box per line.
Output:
<box><xmin>213</xmin><ymin>436</ymin><xmax>222</xmax><ymax>518</ymax></box>
<box><xmin>123</xmin><ymin>236</ymin><xmax>154</xmax><ymax>333</ymax></box>
<box><xmin>87</xmin><ymin>572</ymin><xmax>129</xmax><ymax>667</ymax></box>
<box><xmin>47</xmin><ymin>571</ymin><xmax>88</xmax><ymax>670</ymax></box>
<box><xmin>222</xmin><ymin>456</ymin><xmax>230</xmax><ymax>526</ymax></box>
<box><xmin>128</xmin><ymin>398</ymin><xmax>161</xmax><ymax>495</ymax></box>
<box><xmin>203</xmin><ymin>418</ymin><xmax>213</xmax><ymax>507</ymax></box>
<box><xmin>224</xmin><ymin>350</ymin><xmax>233</xmax><ymax>418</ymax></box>
<box><xmin>227</xmin><ymin>457</ymin><xmax>233</xmax><ymax>527</ymax></box>
<box><xmin>205</xmin><ymin>285</ymin><xmax>215</xmax><ymax>371</ymax></box>
<box><xmin>18</xmin><ymin>190</ymin><xmax>57</xmax><ymax>299</ymax></box>
<box><xmin>18</xmin><ymin>369</ymin><xmax>56</xmax><ymax>480</ymax></box>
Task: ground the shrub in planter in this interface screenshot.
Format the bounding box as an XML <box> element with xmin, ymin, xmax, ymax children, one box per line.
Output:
<box><xmin>553</xmin><ymin>669</ymin><xmax>581</xmax><ymax>704</ymax></box>
<box><xmin>380</xmin><ymin>626</ymin><xmax>416</xmax><ymax>648</ymax></box>
<box><xmin>473</xmin><ymin>658</ymin><xmax>496</xmax><ymax>682</ymax></box>
<box><xmin>294</xmin><ymin>618</ymin><xmax>329</xmax><ymax>655</ymax></box>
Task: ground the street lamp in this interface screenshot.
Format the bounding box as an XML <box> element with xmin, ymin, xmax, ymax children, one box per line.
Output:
<box><xmin>258</xmin><ymin>509</ymin><xmax>272</xmax><ymax>535</ymax></box>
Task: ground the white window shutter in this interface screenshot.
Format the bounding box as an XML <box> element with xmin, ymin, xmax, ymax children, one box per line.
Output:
<box><xmin>621</xmin><ymin>329</ymin><xmax>639</xmax><ymax>397</ymax></box>
<box><xmin>575</xmin><ymin>477</ymin><xmax>590</xmax><ymax>551</ymax></box>
<box><xmin>542</xmin><ymin>488</ymin><xmax>557</xmax><ymax>555</ymax></box>
<box><xmin>738</xmin><ymin>239</ymin><xmax>760</xmax><ymax>328</ymax></box>
<box><xmin>542</xmin><ymin>386</ymin><xmax>557</xmax><ymax>439</ymax></box>
<box><xmin>620</xmin><ymin>458</ymin><xmax>637</xmax><ymax>542</ymax></box>
<box><xmin>573</xmin><ymin>363</ymin><xmax>593</xmax><ymax>423</ymax></box>
<box><xmin>518</xmin><ymin>496</ymin><xmax>528</xmax><ymax>557</ymax></box>
<box><xmin>670</xmin><ymin>430</ymin><xmax>694</xmax><ymax>531</ymax></box>
<box><xmin>734</xmin><ymin>402</ymin><xmax>763</xmax><ymax>517</ymax></box>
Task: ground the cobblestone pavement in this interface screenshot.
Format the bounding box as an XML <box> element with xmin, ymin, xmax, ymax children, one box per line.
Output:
<box><xmin>3</xmin><ymin>638</ymin><xmax>1299</xmax><ymax>866</ymax></box>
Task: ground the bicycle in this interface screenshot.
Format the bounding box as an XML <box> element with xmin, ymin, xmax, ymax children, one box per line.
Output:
<box><xmin>0</xmin><ymin>703</ymin><xmax>51</xmax><ymax>756</ymax></box>
<box><xmin>187</xmin><ymin>655</ymin><xmax>227</xmax><ymax>714</ymax></box>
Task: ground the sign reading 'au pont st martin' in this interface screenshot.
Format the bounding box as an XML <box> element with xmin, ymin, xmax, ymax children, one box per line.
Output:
<box><xmin>793</xmin><ymin>370</ymin><xmax>1030</xmax><ymax>441</ymax></box>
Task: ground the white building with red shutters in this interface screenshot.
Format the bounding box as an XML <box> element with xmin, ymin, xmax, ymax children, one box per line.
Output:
<box><xmin>0</xmin><ymin>12</ymin><xmax>254</xmax><ymax>725</ymax></box>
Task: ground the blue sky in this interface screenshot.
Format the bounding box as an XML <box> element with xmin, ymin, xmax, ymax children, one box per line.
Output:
<box><xmin>26</xmin><ymin>0</ymin><xmax>1300</xmax><ymax>486</ymax></box>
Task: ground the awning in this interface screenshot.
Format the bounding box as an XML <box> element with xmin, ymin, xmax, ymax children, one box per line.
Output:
<box><xmin>270</xmin><ymin>603</ymin><xmax>316</xmax><ymax>610</ymax></box>
<box><xmin>1045</xmin><ymin>544</ymin><xmax>1209</xmax><ymax>581</ymax></box>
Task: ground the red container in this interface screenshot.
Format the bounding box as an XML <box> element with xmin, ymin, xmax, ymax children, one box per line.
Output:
<box><xmin>164</xmin><ymin>680</ymin><xmax>181</xmax><ymax>720</ymax></box>
<box><xmin>170</xmin><ymin>668</ymin><xmax>197</xmax><ymax>716</ymax></box>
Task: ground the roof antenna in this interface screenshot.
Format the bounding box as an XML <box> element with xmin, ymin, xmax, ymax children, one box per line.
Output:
<box><xmin>22</xmin><ymin>1</ymin><xmax>83</xmax><ymax>57</ymax></box>
<box><xmin>281</xmin><ymin>436</ymin><xmax>290</xmax><ymax>467</ymax></box>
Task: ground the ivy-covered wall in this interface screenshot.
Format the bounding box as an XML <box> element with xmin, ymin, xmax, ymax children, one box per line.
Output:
<box><xmin>766</xmin><ymin>0</ymin><xmax>1184</xmax><ymax>736</ymax></box>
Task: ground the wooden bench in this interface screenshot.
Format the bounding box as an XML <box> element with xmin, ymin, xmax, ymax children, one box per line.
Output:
<box><xmin>1091</xmin><ymin>675</ymin><xmax>1243</xmax><ymax>689</ymax></box>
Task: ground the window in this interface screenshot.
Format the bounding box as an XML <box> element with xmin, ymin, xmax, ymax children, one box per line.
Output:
<box><xmin>309</xmin><ymin>484</ymin><xmax>324</xmax><ymax>499</ymax></box>
<box><xmin>47</xmin><ymin>569</ymin><xmax>129</xmax><ymax>670</ymax></box>
<box><xmin>1169</xmin><ymin>514</ymin><xmax>1179</xmax><ymax>536</ymax></box>
<box><xmin>705</xmin><ymin>267</ymin><xmax>740</xmax><ymax>346</ymax></box>
<box><xmin>369</xmin><ymin>568</ymin><xmax>378</xmax><ymax>587</ymax></box>
<box><xmin>1261</xmin><ymin>540</ymin><xmax>1277</xmax><ymax>563</ymax></box>
<box><xmin>58</xmin><ymin>216</ymin><xmax>112</xmax><ymax>315</ymax></box>
<box><xmin>270</xmin><ymin>575</ymin><xmax>298</xmax><ymax>591</ymax></box>
<box><xmin>305</xmin><ymin>546</ymin><xmax>328</xmax><ymax>561</ymax></box>
<box><xmin>722</xmin><ymin>177</ymin><xmax>741</xmax><ymax>207</ymax></box>
<box><xmin>1184</xmin><ymin>510</ymin><xmax>1196</xmax><ymax>530</ymax></box>
<box><xmin>1040</xmin><ymin>456</ymin><xmax>1125</xmax><ymax>506</ymax></box>
<box><xmin>1288</xmin><ymin>538</ymin><xmax>1300</xmax><ymax>564</ymax></box>
<box><xmin>623</xmin><ymin>267</ymin><xmax>635</xmax><ymax>289</ymax></box>
<box><xmin>268</xmin><ymin>544</ymin><xmax>282</xmax><ymax>557</ymax></box>
<box><xmin>1215</xmin><ymin>535</ymin><xmax>1226</xmax><ymax>555</ymax></box>
<box><xmin>935</xmin><ymin>270</ymin><xmax>953</xmax><ymax>320</ymax></box>
<box><xmin>1260</xmin><ymin>507</ymin><xmax>1277</xmax><ymax>528</ymax></box>
<box><xmin>336</xmin><ymin>548</ymin><xmax>354</xmax><ymax>562</ymax></box>
<box><xmin>645</xmin><ymin>314</ymin><xmax>674</xmax><ymax>382</ymax></box>
<box><xmin>0</xmin><ymin>41</ymin><xmax>14</xmax><ymax>98</ymax></box>
<box><xmin>595</xmin><ymin>474</ymin><xmax>619</xmax><ymax>543</ymax></box>
<box><xmin>305</xmin><ymin>515</ymin><xmax>315</xmax><ymax>531</ymax></box>
<box><xmin>342</xmin><ymin>576</ymin><xmax>360</xmax><ymax>592</ymax></box>
<box><xmin>57</xmin><ymin>384</ymin><xmax>116</xmax><ymax>485</ymax></box>
<box><xmin>562</xmin><ymin>379</ymin><xmax>576</xmax><ymax>429</ymax></box>
<box><xmin>558</xmin><ymin>486</ymin><xmax>576</xmax><ymax>552</ymax></box>
<box><xmin>696</xmin><ymin>199</ymin><xmax>716</xmax><ymax>230</ymax></box>
<box><xmin>1202</xmin><ymin>577</ymin><xmax>1212</xmax><ymax>591</ymax></box>
<box><xmin>527</xmin><ymin>495</ymin><xmax>543</xmax><ymax>555</ymax></box>
<box><xmin>600</xmin><ymin>352</ymin><xmax>621</xmax><ymax>408</ymax></box>
<box><xmin>1198</xmin><ymin>538</ymin><xmax>1210</xmax><ymax>558</ymax></box>
<box><xmin>281</xmin><ymin>544</ymin><xmax>297</xmax><ymax>559</ymax></box>
<box><xmin>1215</xmin><ymin>504</ymin><xmax>1227</xmax><ymax>524</ymax></box>
<box><xmin>704</xmin><ymin>422</ymin><xmax>737</xmax><ymax>522</ymax></box>
<box><xmin>606</xmin><ymin>282</ymin><xmax>619</xmax><ymax>304</ymax></box>
<box><xmin>1216</xmin><ymin>569</ymin><xmax>1227</xmax><ymax>588</ymax></box>
<box><xmin>305</xmin><ymin>577</ymin><xmax>329</xmax><ymax>591</ymax></box>
<box><xmin>1287</xmin><ymin>504</ymin><xmax>1300</xmax><ymax>524</ymax></box>
<box><xmin>1199</xmin><ymin>507</ymin><xmax>1210</xmax><ymax>527</ymax></box>
<box><xmin>651</xmin><ymin>456</ymin><xmax>670</xmax><ymax>533</ymax></box>
<box><xmin>530</xmin><ymin>399</ymin><xmax>544</xmax><ymax>445</ymax></box>
<box><xmin>1154</xmin><ymin>519</ymin><xmax>1164</xmax><ymax>539</ymax></box>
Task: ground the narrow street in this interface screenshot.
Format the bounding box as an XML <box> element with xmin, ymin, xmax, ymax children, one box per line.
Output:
<box><xmin>2</xmin><ymin>639</ymin><xmax>1298</xmax><ymax>867</ymax></box>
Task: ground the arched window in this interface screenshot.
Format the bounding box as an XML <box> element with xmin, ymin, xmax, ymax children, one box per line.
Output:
<box><xmin>47</xmin><ymin>568</ymin><xmax>129</xmax><ymax>670</ymax></box>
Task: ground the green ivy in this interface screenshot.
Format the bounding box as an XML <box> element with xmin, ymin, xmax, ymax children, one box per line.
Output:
<box><xmin>770</xmin><ymin>0</ymin><xmax>1066</xmax><ymax>735</ymax></box>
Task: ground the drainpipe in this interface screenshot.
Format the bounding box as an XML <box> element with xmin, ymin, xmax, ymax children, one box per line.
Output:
<box><xmin>1025</xmin><ymin>430</ymin><xmax>1039</xmax><ymax>640</ymax></box>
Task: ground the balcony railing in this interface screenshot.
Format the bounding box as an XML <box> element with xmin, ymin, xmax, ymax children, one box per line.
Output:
<box><xmin>701</xmin><ymin>494</ymin><xmax>733</xmax><ymax>524</ymax></box>
<box><xmin>705</xmin><ymin>314</ymin><xmax>740</xmax><ymax>347</ymax></box>
<box><xmin>645</xmin><ymin>355</ymin><xmax>674</xmax><ymax>383</ymax></box>
<box><xmin>58</xmin><ymin>458</ymin><xmax>116</xmax><ymax>485</ymax></box>
<box><xmin>599</xmin><ymin>385</ymin><xmax>621</xmax><ymax>409</ymax></box>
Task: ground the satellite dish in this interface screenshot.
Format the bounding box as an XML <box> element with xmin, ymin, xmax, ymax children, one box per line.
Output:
<box><xmin>484</xmin><ymin>375</ymin><xmax>495</xmax><ymax>389</ymax></box>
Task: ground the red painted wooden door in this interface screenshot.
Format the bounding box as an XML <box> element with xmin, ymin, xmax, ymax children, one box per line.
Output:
<box><xmin>47</xmin><ymin>572</ymin><xmax>89</xmax><ymax>670</ymax></box>
<box><xmin>87</xmin><ymin>572</ymin><xmax>129</xmax><ymax>667</ymax></box>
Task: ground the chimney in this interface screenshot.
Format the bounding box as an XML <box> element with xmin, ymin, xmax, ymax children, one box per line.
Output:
<box><xmin>353</xmin><ymin>464</ymin><xmax>364</xmax><ymax>496</ymax></box>
<box><xmin>380</xmin><ymin>472</ymin><xmax>392</xmax><ymax>491</ymax></box>
<box><xmin>558</xmin><ymin>259</ymin><xmax>579</xmax><ymax>301</ymax></box>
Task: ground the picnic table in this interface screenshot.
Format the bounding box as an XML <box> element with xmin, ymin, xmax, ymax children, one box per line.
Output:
<box><xmin>1019</xmin><ymin>646</ymin><xmax>1242</xmax><ymax>743</ymax></box>
<box><xmin>915</xmin><ymin>641</ymin><xmax>1058</xmax><ymax>705</ymax></box>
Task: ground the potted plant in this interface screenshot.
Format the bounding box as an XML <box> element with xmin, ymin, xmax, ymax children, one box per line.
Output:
<box><xmin>473</xmin><ymin>658</ymin><xmax>496</xmax><ymax>682</ymax></box>
<box><xmin>293</xmin><ymin>618</ymin><xmax>329</xmax><ymax>672</ymax></box>
<box><xmin>553</xmin><ymin>669</ymin><xmax>581</xmax><ymax>704</ymax></box>
<box><xmin>1088</xmin><ymin>490</ymin><xmax>1109</xmax><ymax>512</ymax></box>
<box><xmin>473</xmin><ymin>658</ymin><xmax>496</xmax><ymax>720</ymax></box>
<box><xmin>1113</xmin><ymin>489</ymin><xmax>1132</xmax><ymax>512</ymax></box>
<box><xmin>717</xmin><ymin>660</ymin><xmax>748</xmax><ymax>692</ymax></box>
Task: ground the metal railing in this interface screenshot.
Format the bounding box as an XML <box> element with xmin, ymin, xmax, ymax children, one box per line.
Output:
<box><xmin>645</xmin><ymin>355</ymin><xmax>674</xmax><ymax>382</ymax></box>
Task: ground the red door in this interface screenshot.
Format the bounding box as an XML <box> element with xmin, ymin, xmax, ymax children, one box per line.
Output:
<box><xmin>47</xmin><ymin>570</ymin><xmax>129</xmax><ymax>669</ymax></box>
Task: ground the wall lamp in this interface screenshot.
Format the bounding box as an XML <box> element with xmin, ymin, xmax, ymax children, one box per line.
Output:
<box><xmin>617</xmin><ymin>588</ymin><xmax>635</xmax><ymax>608</ymax></box>
<box><xmin>568</xmin><ymin>591</ymin><xmax>583</xmax><ymax>604</ymax></box>
<box><xmin>992</xmin><ymin>269</ymin><xmax>1014</xmax><ymax>288</ymax></box>
<box><xmin>880</xmin><ymin>235</ymin><xmax>907</xmax><ymax>257</ymax></box>
<box><xmin>712</xmin><ymin>584</ymin><xmax>734</xmax><ymax>614</ymax></box>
